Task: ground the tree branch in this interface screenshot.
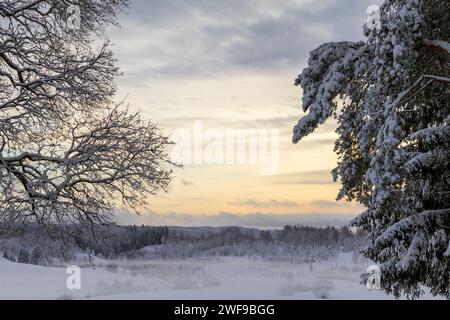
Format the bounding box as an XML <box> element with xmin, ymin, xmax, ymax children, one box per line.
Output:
<box><xmin>423</xmin><ymin>39</ymin><xmax>450</xmax><ymax>55</ymax></box>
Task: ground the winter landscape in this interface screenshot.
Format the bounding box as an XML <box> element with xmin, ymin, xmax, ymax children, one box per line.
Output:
<box><xmin>0</xmin><ymin>225</ymin><xmax>444</xmax><ymax>299</ymax></box>
<box><xmin>0</xmin><ymin>0</ymin><xmax>449</xmax><ymax>302</ymax></box>
<box><xmin>0</xmin><ymin>230</ymin><xmax>424</xmax><ymax>300</ymax></box>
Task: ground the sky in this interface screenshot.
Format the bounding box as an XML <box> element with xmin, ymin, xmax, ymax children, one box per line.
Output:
<box><xmin>106</xmin><ymin>0</ymin><xmax>382</xmax><ymax>228</ymax></box>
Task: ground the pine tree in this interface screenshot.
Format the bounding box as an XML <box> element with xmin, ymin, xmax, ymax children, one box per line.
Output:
<box><xmin>18</xmin><ymin>248</ymin><xmax>30</xmax><ymax>264</ymax></box>
<box><xmin>293</xmin><ymin>0</ymin><xmax>449</xmax><ymax>298</ymax></box>
<box><xmin>30</xmin><ymin>247</ymin><xmax>42</xmax><ymax>265</ymax></box>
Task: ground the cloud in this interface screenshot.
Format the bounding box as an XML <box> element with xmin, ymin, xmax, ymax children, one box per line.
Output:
<box><xmin>311</xmin><ymin>200</ymin><xmax>343</xmax><ymax>208</ymax></box>
<box><xmin>270</xmin><ymin>169</ymin><xmax>335</xmax><ymax>185</ymax></box>
<box><xmin>310</xmin><ymin>200</ymin><xmax>364</xmax><ymax>211</ymax></box>
<box><xmin>102</xmin><ymin>1</ymin><xmax>385</xmax><ymax>220</ymax></box>
<box><xmin>179</xmin><ymin>178</ymin><xmax>197</xmax><ymax>188</ymax></box>
<box><xmin>160</xmin><ymin>115</ymin><xmax>299</xmax><ymax>130</ymax></box>
<box><xmin>110</xmin><ymin>0</ymin><xmax>383</xmax><ymax>81</ymax></box>
<box><xmin>114</xmin><ymin>209</ymin><xmax>355</xmax><ymax>228</ymax></box>
<box><xmin>228</xmin><ymin>198</ymin><xmax>299</xmax><ymax>208</ymax></box>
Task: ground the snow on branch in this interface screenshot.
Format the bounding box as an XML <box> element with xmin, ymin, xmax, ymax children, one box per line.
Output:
<box><xmin>423</xmin><ymin>39</ymin><xmax>450</xmax><ymax>55</ymax></box>
<box><xmin>292</xmin><ymin>41</ymin><xmax>367</xmax><ymax>143</ymax></box>
<box><xmin>375</xmin><ymin>209</ymin><xmax>450</xmax><ymax>247</ymax></box>
<box><xmin>445</xmin><ymin>241</ymin><xmax>450</xmax><ymax>257</ymax></box>
<box><xmin>410</xmin><ymin>125</ymin><xmax>450</xmax><ymax>144</ymax></box>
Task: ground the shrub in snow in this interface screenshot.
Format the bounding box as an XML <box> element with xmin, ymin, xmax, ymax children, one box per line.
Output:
<box><xmin>312</xmin><ymin>280</ymin><xmax>334</xmax><ymax>299</ymax></box>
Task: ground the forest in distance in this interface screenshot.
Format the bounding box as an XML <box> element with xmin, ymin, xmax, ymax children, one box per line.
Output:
<box><xmin>0</xmin><ymin>224</ymin><xmax>364</xmax><ymax>266</ymax></box>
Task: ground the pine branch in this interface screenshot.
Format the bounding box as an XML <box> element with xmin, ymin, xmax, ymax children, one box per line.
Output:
<box><xmin>393</xmin><ymin>74</ymin><xmax>450</xmax><ymax>108</ymax></box>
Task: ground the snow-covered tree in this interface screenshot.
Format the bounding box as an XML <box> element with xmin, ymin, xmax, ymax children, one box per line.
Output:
<box><xmin>30</xmin><ymin>246</ymin><xmax>42</xmax><ymax>265</ymax></box>
<box><xmin>0</xmin><ymin>2</ymin><xmax>175</xmax><ymax>236</ymax></box>
<box><xmin>292</xmin><ymin>0</ymin><xmax>449</xmax><ymax>298</ymax></box>
<box><xmin>17</xmin><ymin>248</ymin><xmax>29</xmax><ymax>264</ymax></box>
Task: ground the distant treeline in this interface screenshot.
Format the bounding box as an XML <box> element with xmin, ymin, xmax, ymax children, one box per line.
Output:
<box><xmin>0</xmin><ymin>223</ymin><xmax>365</xmax><ymax>265</ymax></box>
<box><xmin>151</xmin><ymin>225</ymin><xmax>365</xmax><ymax>262</ymax></box>
<box><xmin>168</xmin><ymin>225</ymin><xmax>364</xmax><ymax>246</ymax></box>
<box><xmin>1</xmin><ymin>223</ymin><xmax>168</xmax><ymax>265</ymax></box>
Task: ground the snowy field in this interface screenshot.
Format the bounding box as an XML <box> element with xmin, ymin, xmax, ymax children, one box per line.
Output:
<box><xmin>0</xmin><ymin>252</ymin><xmax>442</xmax><ymax>300</ymax></box>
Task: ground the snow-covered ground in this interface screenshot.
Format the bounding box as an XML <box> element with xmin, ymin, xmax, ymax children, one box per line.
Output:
<box><xmin>0</xmin><ymin>253</ymin><xmax>442</xmax><ymax>300</ymax></box>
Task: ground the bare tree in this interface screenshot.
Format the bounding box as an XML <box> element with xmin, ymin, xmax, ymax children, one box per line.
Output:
<box><xmin>0</xmin><ymin>1</ymin><xmax>175</xmax><ymax>236</ymax></box>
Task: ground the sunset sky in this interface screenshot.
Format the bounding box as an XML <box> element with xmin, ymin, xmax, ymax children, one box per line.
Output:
<box><xmin>107</xmin><ymin>0</ymin><xmax>382</xmax><ymax>227</ymax></box>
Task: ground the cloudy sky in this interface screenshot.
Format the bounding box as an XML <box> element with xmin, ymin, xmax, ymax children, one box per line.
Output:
<box><xmin>106</xmin><ymin>0</ymin><xmax>382</xmax><ymax>228</ymax></box>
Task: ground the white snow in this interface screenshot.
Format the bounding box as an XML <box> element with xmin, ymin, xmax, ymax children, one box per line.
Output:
<box><xmin>0</xmin><ymin>252</ymin><xmax>442</xmax><ymax>300</ymax></box>
<box><xmin>444</xmin><ymin>241</ymin><xmax>450</xmax><ymax>257</ymax></box>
